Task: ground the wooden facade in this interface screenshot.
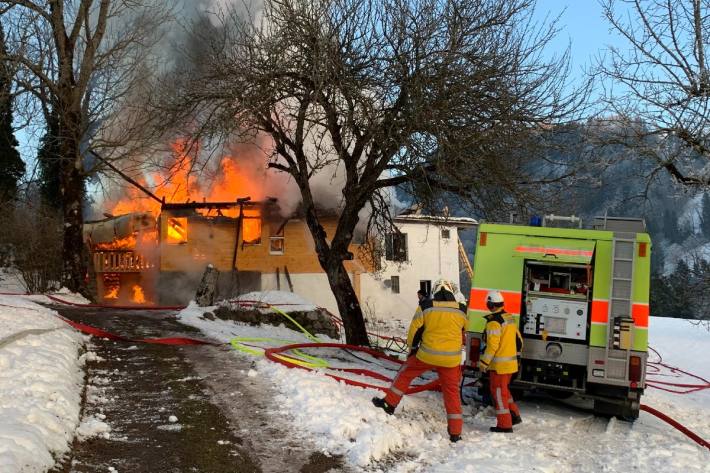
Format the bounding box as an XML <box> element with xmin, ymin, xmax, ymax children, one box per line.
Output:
<box><xmin>158</xmin><ymin>204</ymin><xmax>374</xmax><ymax>276</ymax></box>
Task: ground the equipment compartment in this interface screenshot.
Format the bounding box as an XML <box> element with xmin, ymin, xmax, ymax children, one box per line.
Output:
<box><xmin>522</xmin><ymin>262</ymin><xmax>592</xmax><ymax>343</ymax></box>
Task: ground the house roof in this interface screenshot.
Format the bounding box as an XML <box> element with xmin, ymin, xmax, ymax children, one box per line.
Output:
<box><xmin>394</xmin><ymin>213</ymin><xmax>478</xmax><ymax>227</ymax></box>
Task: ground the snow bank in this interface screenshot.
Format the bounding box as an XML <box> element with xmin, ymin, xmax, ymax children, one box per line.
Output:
<box><xmin>178</xmin><ymin>300</ymin><xmax>331</xmax><ymax>343</ymax></box>
<box><xmin>230</xmin><ymin>290</ymin><xmax>318</xmax><ymax>312</ymax></box>
<box><xmin>0</xmin><ymin>295</ymin><xmax>85</xmax><ymax>473</ymax></box>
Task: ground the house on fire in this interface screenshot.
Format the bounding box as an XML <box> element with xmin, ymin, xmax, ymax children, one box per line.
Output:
<box><xmin>83</xmin><ymin>200</ymin><xmax>477</xmax><ymax>322</ymax></box>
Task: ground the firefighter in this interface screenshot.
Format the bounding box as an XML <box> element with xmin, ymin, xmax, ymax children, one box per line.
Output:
<box><xmin>372</xmin><ymin>278</ymin><xmax>467</xmax><ymax>443</ymax></box>
<box><xmin>479</xmin><ymin>290</ymin><xmax>523</xmax><ymax>433</ymax></box>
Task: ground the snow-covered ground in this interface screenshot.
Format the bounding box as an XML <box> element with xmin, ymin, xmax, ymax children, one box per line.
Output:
<box><xmin>179</xmin><ymin>301</ymin><xmax>710</xmax><ymax>473</ymax></box>
<box><xmin>0</xmin><ymin>294</ymin><xmax>86</xmax><ymax>473</ymax></box>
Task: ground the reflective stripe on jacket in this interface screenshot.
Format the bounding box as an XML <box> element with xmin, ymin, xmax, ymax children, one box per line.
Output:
<box><xmin>407</xmin><ymin>299</ymin><xmax>466</xmax><ymax>368</ymax></box>
<box><xmin>480</xmin><ymin>310</ymin><xmax>523</xmax><ymax>374</ymax></box>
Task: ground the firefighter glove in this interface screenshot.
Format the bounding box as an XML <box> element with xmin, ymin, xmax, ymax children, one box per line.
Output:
<box><xmin>478</xmin><ymin>360</ymin><xmax>489</xmax><ymax>373</ymax></box>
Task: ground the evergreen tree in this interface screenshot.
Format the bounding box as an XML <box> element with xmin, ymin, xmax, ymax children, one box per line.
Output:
<box><xmin>36</xmin><ymin>110</ymin><xmax>62</xmax><ymax>209</ymax></box>
<box><xmin>0</xmin><ymin>23</ymin><xmax>24</xmax><ymax>203</ymax></box>
<box><xmin>650</xmin><ymin>272</ymin><xmax>674</xmax><ymax>317</ymax></box>
<box><xmin>661</xmin><ymin>208</ymin><xmax>678</xmax><ymax>243</ymax></box>
<box><xmin>669</xmin><ymin>260</ymin><xmax>695</xmax><ymax>318</ymax></box>
<box><xmin>700</xmin><ymin>193</ymin><xmax>710</xmax><ymax>238</ymax></box>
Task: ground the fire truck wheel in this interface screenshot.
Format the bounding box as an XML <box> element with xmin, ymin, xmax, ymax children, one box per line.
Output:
<box><xmin>510</xmin><ymin>386</ymin><xmax>525</xmax><ymax>401</ymax></box>
<box><xmin>593</xmin><ymin>399</ymin><xmax>640</xmax><ymax>421</ymax></box>
<box><xmin>542</xmin><ymin>389</ymin><xmax>574</xmax><ymax>400</ymax></box>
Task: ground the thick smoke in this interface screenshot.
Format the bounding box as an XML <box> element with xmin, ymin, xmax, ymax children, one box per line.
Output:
<box><xmin>99</xmin><ymin>0</ymin><xmax>400</xmax><ymax>229</ymax></box>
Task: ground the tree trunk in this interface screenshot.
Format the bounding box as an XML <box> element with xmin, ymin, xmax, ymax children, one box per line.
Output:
<box><xmin>58</xmin><ymin>104</ymin><xmax>87</xmax><ymax>296</ymax></box>
<box><xmin>60</xmin><ymin>159</ymin><xmax>87</xmax><ymax>294</ymax></box>
<box><xmin>296</xmin><ymin>183</ymin><xmax>370</xmax><ymax>346</ymax></box>
<box><xmin>324</xmin><ymin>257</ymin><xmax>370</xmax><ymax>346</ymax></box>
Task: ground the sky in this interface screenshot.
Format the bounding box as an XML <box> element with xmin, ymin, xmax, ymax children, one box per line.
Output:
<box><xmin>14</xmin><ymin>1</ymin><xmax>626</xmax><ymax>173</ymax></box>
<box><xmin>534</xmin><ymin>0</ymin><xmax>625</xmax><ymax>83</ymax></box>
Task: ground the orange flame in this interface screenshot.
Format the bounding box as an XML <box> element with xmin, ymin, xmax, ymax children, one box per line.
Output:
<box><xmin>131</xmin><ymin>285</ymin><xmax>146</xmax><ymax>304</ymax></box>
<box><xmin>106</xmin><ymin>139</ymin><xmax>269</xmax><ymax>218</ymax></box>
<box><xmin>95</xmin><ymin>234</ymin><xmax>137</xmax><ymax>251</ymax></box>
<box><xmin>105</xmin><ymin>286</ymin><xmax>119</xmax><ymax>299</ymax></box>
<box><xmin>167</xmin><ymin>218</ymin><xmax>188</xmax><ymax>244</ymax></box>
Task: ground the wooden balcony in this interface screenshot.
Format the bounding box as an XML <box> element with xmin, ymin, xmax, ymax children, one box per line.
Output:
<box><xmin>93</xmin><ymin>251</ymin><xmax>153</xmax><ymax>273</ymax></box>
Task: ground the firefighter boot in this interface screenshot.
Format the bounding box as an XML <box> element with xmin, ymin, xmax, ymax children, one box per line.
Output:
<box><xmin>372</xmin><ymin>397</ymin><xmax>395</xmax><ymax>415</ymax></box>
<box><xmin>490</xmin><ymin>426</ymin><xmax>513</xmax><ymax>433</ymax></box>
<box><xmin>511</xmin><ymin>413</ymin><xmax>522</xmax><ymax>426</ymax></box>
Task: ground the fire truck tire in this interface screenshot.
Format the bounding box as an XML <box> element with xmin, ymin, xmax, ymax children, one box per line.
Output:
<box><xmin>593</xmin><ymin>399</ymin><xmax>640</xmax><ymax>421</ymax></box>
<box><xmin>510</xmin><ymin>386</ymin><xmax>525</xmax><ymax>401</ymax></box>
<box><xmin>542</xmin><ymin>389</ymin><xmax>574</xmax><ymax>400</ymax></box>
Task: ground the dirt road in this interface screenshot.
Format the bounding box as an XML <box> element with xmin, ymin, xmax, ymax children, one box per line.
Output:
<box><xmin>51</xmin><ymin>307</ymin><xmax>347</xmax><ymax>473</ymax></box>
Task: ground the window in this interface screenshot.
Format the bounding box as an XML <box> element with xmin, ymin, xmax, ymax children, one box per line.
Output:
<box><xmin>391</xmin><ymin>276</ymin><xmax>400</xmax><ymax>294</ymax></box>
<box><xmin>166</xmin><ymin>217</ymin><xmax>187</xmax><ymax>244</ymax></box>
<box><xmin>441</xmin><ymin>228</ymin><xmax>451</xmax><ymax>239</ymax></box>
<box><xmin>385</xmin><ymin>232</ymin><xmax>408</xmax><ymax>261</ymax></box>
<box><xmin>269</xmin><ymin>224</ymin><xmax>285</xmax><ymax>255</ymax></box>
<box><xmin>241</xmin><ymin>209</ymin><xmax>261</xmax><ymax>245</ymax></box>
<box><xmin>419</xmin><ymin>280</ymin><xmax>432</xmax><ymax>298</ymax></box>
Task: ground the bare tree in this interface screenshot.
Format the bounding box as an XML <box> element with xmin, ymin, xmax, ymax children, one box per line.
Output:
<box><xmin>598</xmin><ymin>0</ymin><xmax>710</xmax><ymax>187</ymax></box>
<box><xmin>163</xmin><ymin>0</ymin><xmax>585</xmax><ymax>345</ymax></box>
<box><xmin>0</xmin><ymin>0</ymin><xmax>170</xmax><ymax>294</ymax></box>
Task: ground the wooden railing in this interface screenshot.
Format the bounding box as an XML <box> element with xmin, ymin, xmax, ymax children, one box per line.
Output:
<box><xmin>93</xmin><ymin>251</ymin><xmax>153</xmax><ymax>273</ymax></box>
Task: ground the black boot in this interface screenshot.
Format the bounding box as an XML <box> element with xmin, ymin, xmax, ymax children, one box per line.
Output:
<box><xmin>372</xmin><ymin>397</ymin><xmax>395</xmax><ymax>415</ymax></box>
<box><xmin>490</xmin><ymin>426</ymin><xmax>513</xmax><ymax>433</ymax></box>
<box><xmin>449</xmin><ymin>434</ymin><xmax>462</xmax><ymax>443</ymax></box>
<box><xmin>512</xmin><ymin>413</ymin><xmax>522</xmax><ymax>426</ymax></box>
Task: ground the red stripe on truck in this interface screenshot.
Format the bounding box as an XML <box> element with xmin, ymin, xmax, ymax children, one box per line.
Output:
<box><xmin>591</xmin><ymin>299</ymin><xmax>609</xmax><ymax>324</ymax></box>
<box><xmin>632</xmin><ymin>303</ymin><xmax>649</xmax><ymax>328</ymax></box>
<box><xmin>468</xmin><ymin>288</ymin><xmax>521</xmax><ymax>315</ymax></box>
<box><xmin>514</xmin><ymin>246</ymin><xmax>594</xmax><ymax>257</ymax></box>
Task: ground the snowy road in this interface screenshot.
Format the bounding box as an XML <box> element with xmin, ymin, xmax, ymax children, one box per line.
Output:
<box><xmin>52</xmin><ymin>306</ymin><xmax>347</xmax><ymax>473</ymax></box>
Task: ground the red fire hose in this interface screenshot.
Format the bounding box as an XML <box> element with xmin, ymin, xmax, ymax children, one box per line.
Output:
<box><xmin>640</xmin><ymin>404</ymin><xmax>710</xmax><ymax>450</ymax></box>
<box><xmin>45</xmin><ymin>294</ymin><xmax>187</xmax><ymax>311</ymax></box>
<box><xmin>646</xmin><ymin>347</ymin><xmax>710</xmax><ymax>394</ymax></box>
<box><xmin>57</xmin><ymin>316</ymin><xmax>220</xmax><ymax>346</ymax></box>
<box><xmin>0</xmin><ymin>292</ymin><xmax>187</xmax><ymax>310</ymax></box>
<box><xmin>264</xmin><ymin>342</ymin><xmax>440</xmax><ymax>394</ymax></box>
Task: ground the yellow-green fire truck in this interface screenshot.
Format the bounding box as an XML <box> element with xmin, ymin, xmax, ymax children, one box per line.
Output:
<box><xmin>465</xmin><ymin>216</ymin><xmax>651</xmax><ymax>419</ymax></box>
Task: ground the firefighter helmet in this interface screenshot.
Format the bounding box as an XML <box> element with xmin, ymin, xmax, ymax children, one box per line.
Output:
<box><xmin>433</xmin><ymin>278</ymin><xmax>455</xmax><ymax>295</ymax></box>
<box><xmin>486</xmin><ymin>290</ymin><xmax>505</xmax><ymax>306</ymax></box>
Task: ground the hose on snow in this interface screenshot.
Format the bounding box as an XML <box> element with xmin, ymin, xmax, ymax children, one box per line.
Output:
<box><xmin>640</xmin><ymin>404</ymin><xmax>710</xmax><ymax>450</ymax></box>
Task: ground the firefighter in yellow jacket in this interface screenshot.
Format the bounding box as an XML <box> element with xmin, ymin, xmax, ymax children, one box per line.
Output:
<box><xmin>372</xmin><ymin>279</ymin><xmax>466</xmax><ymax>442</ymax></box>
<box><xmin>479</xmin><ymin>290</ymin><xmax>523</xmax><ymax>433</ymax></box>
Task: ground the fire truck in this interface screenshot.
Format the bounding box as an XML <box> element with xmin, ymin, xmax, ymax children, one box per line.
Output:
<box><xmin>464</xmin><ymin>216</ymin><xmax>651</xmax><ymax>419</ymax></box>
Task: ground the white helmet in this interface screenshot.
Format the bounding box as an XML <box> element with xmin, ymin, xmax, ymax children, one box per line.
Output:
<box><xmin>433</xmin><ymin>278</ymin><xmax>455</xmax><ymax>295</ymax></box>
<box><xmin>486</xmin><ymin>290</ymin><xmax>505</xmax><ymax>305</ymax></box>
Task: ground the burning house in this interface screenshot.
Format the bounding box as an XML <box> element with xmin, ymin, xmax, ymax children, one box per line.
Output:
<box><xmin>84</xmin><ymin>141</ymin><xmax>476</xmax><ymax>320</ymax></box>
<box><xmin>84</xmin><ymin>198</ymin><xmax>376</xmax><ymax>307</ymax></box>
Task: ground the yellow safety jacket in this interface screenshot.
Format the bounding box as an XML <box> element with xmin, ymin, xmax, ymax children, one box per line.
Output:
<box><xmin>407</xmin><ymin>299</ymin><xmax>466</xmax><ymax>368</ymax></box>
<box><xmin>480</xmin><ymin>309</ymin><xmax>523</xmax><ymax>375</ymax></box>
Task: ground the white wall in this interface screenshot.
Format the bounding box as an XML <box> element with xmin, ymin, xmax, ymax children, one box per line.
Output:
<box><xmin>360</xmin><ymin>222</ymin><xmax>462</xmax><ymax>325</ymax></box>
<box><xmin>260</xmin><ymin>222</ymin><xmax>463</xmax><ymax>326</ymax></box>
<box><xmin>261</xmin><ymin>272</ymin><xmax>341</xmax><ymax>316</ymax></box>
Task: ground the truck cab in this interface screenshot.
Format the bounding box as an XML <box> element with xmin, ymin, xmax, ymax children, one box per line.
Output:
<box><xmin>464</xmin><ymin>216</ymin><xmax>651</xmax><ymax>419</ymax></box>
